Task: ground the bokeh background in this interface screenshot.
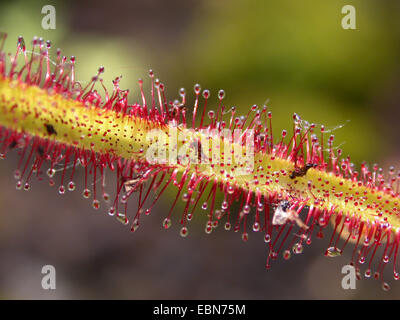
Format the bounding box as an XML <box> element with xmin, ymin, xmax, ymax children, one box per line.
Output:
<box><xmin>0</xmin><ymin>0</ymin><xmax>400</xmax><ymax>299</ymax></box>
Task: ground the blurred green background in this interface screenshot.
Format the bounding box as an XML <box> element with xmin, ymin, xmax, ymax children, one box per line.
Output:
<box><xmin>0</xmin><ymin>0</ymin><xmax>399</xmax><ymax>299</ymax></box>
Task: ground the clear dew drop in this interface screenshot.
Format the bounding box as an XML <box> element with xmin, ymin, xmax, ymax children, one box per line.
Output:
<box><xmin>182</xmin><ymin>193</ymin><xmax>189</xmax><ymax>202</ymax></box>
<box><xmin>23</xmin><ymin>182</ymin><xmax>30</xmax><ymax>191</ymax></box>
<box><xmin>16</xmin><ymin>180</ymin><xmax>22</xmax><ymax>190</ymax></box>
<box><xmin>215</xmin><ymin>210</ymin><xmax>222</xmax><ymax>220</ymax></box>
<box><xmin>205</xmin><ymin>224</ymin><xmax>213</xmax><ymax>234</ymax></box>
<box><xmin>108</xmin><ymin>207</ymin><xmax>115</xmax><ymax>216</ymax></box>
<box><xmin>92</xmin><ymin>199</ymin><xmax>100</xmax><ymax>210</ymax></box>
<box><xmin>68</xmin><ymin>181</ymin><xmax>76</xmax><ymax>191</ymax></box>
<box><xmin>221</xmin><ymin>201</ymin><xmax>228</xmax><ymax>210</ymax></box>
<box><xmin>201</xmin><ymin>202</ymin><xmax>208</xmax><ymax>210</ymax></box>
<box><xmin>58</xmin><ymin>185</ymin><xmax>65</xmax><ymax>195</ymax></box>
<box><xmin>194</xmin><ymin>83</ymin><xmax>201</xmax><ymax>94</ymax></box>
<box><xmin>120</xmin><ymin>194</ymin><xmax>127</xmax><ymax>204</ymax></box>
<box><xmin>252</xmin><ymin>222</ymin><xmax>260</xmax><ymax>232</ymax></box>
<box><xmin>325</xmin><ymin>247</ymin><xmax>342</xmax><ymax>258</ymax></box>
<box><xmin>269</xmin><ymin>250</ymin><xmax>278</xmax><ymax>260</ymax></box>
<box><xmin>180</xmin><ymin>226</ymin><xmax>188</xmax><ymax>237</ymax></box>
<box><xmin>283</xmin><ymin>250</ymin><xmax>291</xmax><ymax>260</ymax></box>
<box><xmin>116</xmin><ymin>213</ymin><xmax>128</xmax><ymax>225</ymax></box>
<box><xmin>14</xmin><ymin>170</ymin><xmax>21</xmax><ymax>180</ymax></box>
<box><xmin>163</xmin><ymin>217</ymin><xmax>172</xmax><ymax>229</ymax></box>
<box><xmin>227</xmin><ymin>185</ymin><xmax>234</xmax><ymax>194</ymax></box>
<box><xmin>382</xmin><ymin>282</ymin><xmax>390</xmax><ymax>291</ymax></box>
<box><xmin>264</xmin><ymin>233</ymin><xmax>271</xmax><ymax>243</ymax></box>
<box><xmin>103</xmin><ymin>193</ymin><xmax>110</xmax><ymax>201</ymax></box>
<box><xmin>243</xmin><ymin>205</ymin><xmax>250</xmax><ymax>215</ymax></box>
<box><xmin>383</xmin><ymin>255</ymin><xmax>389</xmax><ymax>263</ymax></box>
<box><xmin>187</xmin><ymin>213</ymin><xmax>193</xmax><ymax>221</ymax></box>
<box><xmin>131</xmin><ymin>218</ymin><xmax>139</xmax><ymax>232</ymax></box>
<box><xmin>224</xmin><ymin>222</ymin><xmax>231</xmax><ymax>231</ymax></box>
<box><xmin>359</xmin><ymin>256</ymin><xmax>366</xmax><ymax>264</ymax></box>
<box><xmin>365</xmin><ymin>269</ymin><xmax>371</xmax><ymax>278</ymax></box>
<box><xmin>293</xmin><ymin>243</ymin><xmax>303</xmax><ymax>254</ymax></box>
<box><xmin>47</xmin><ymin>168</ymin><xmax>55</xmax><ymax>178</ymax></box>
<box><xmin>82</xmin><ymin>188</ymin><xmax>91</xmax><ymax>199</ymax></box>
<box><xmin>145</xmin><ymin>208</ymin><xmax>151</xmax><ymax>216</ymax></box>
<box><xmin>394</xmin><ymin>272</ymin><xmax>399</xmax><ymax>280</ymax></box>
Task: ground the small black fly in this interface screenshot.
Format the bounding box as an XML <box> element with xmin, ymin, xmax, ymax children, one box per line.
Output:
<box><xmin>45</xmin><ymin>124</ymin><xmax>57</xmax><ymax>135</ymax></box>
<box><xmin>289</xmin><ymin>163</ymin><xmax>316</xmax><ymax>179</ymax></box>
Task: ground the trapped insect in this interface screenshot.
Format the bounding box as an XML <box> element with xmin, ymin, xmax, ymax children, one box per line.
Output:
<box><xmin>272</xmin><ymin>200</ymin><xmax>308</xmax><ymax>230</ymax></box>
<box><xmin>0</xmin><ymin>34</ymin><xmax>399</xmax><ymax>291</ymax></box>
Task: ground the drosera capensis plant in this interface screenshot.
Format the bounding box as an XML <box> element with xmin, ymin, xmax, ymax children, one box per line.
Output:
<box><xmin>0</xmin><ymin>34</ymin><xmax>399</xmax><ymax>291</ymax></box>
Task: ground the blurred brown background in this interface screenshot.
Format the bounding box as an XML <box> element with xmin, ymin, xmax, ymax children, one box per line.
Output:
<box><xmin>0</xmin><ymin>0</ymin><xmax>400</xmax><ymax>299</ymax></box>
